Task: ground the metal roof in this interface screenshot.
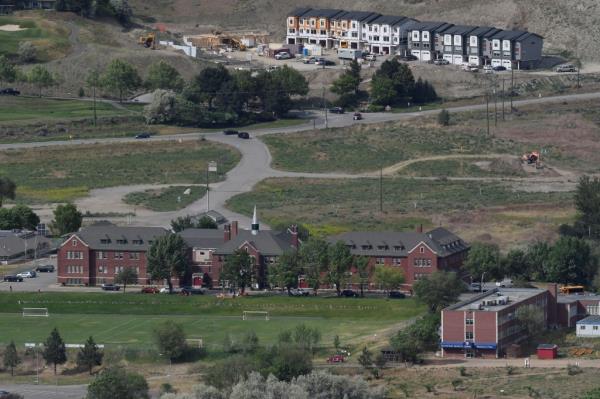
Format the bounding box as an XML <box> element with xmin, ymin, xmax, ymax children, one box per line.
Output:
<box><xmin>332</xmin><ymin>11</ymin><xmax>380</xmax><ymax>22</ymax></box>
<box><xmin>300</xmin><ymin>9</ymin><xmax>345</xmax><ymax>18</ymax></box>
<box><xmin>577</xmin><ymin>315</ymin><xmax>600</xmax><ymax>325</ymax></box>
<box><xmin>446</xmin><ymin>288</ymin><xmax>545</xmax><ymax>312</ymax></box>
<box><xmin>369</xmin><ymin>15</ymin><xmax>408</xmax><ymax>26</ymax></box>
<box><xmin>71</xmin><ymin>224</ymin><xmax>168</xmax><ymax>252</ymax></box>
<box><xmin>288</xmin><ymin>7</ymin><xmax>312</xmax><ymax>17</ymax></box>
<box><xmin>410</xmin><ymin>21</ymin><xmax>453</xmax><ymax>33</ymax></box>
<box><xmin>179</xmin><ymin>228</ymin><xmax>224</xmax><ymax>249</ymax></box>
<box><xmin>491</xmin><ymin>30</ymin><xmax>543</xmax><ymax>41</ymax></box>
<box><xmin>0</xmin><ymin>231</ymin><xmax>53</xmax><ymax>258</ymax></box>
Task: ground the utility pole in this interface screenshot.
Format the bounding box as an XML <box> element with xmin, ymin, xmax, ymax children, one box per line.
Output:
<box><xmin>322</xmin><ymin>87</ymin><xmax>328</xmax><ymax>128</ymax></box>
<box><xmin>486</xmin><ymin>93</ymin><xmax>490</xmax><ymax>136</ymax></box>
<box><xmin>502</xmin><ymin>79</ymin><xmax>505</xmax><ymax>121</ymax></box>
<box><xmin>510</xmin><ymin>67</ymin><xmax>514</xmax><ymax>112</ymax></box>
<box><xmin>206</xmin><ymin>166</ymin><xmax>209</xmax><ymax>212</ymax></box>
<box><xmin>494</xmin><ymin>86</ymin><xmax>498</xmax><ymax>127</ymax></box>
<box><xmin>379</xmin><ymin>165</ymin><xmax>383</xmax><ymax>213</ymax></box>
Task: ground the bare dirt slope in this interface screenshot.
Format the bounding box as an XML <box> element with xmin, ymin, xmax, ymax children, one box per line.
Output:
<box><xmin>129</xmin><ymin>0</ymin><xmax>600</xmax><ymax>61</ymax></box>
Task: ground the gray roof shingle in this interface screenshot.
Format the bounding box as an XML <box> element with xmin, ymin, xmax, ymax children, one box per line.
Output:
<box><xmin>179</xmin><ymin>228</ymin><xmax>224</xmax><ymax>249</ymax></box>
<box><xmin>332</xmin><ymin>11</ymin><xmax>380</xmax><ymax>22</ymax></box>
<box><xmin>288</xmin><ymin>7</ymin><xmax>312</xmax><ymax>17</ymax></box>
<box><xmin>300</xmin><ymin>9</ymin><xmax>345</xmax><ymax>19</ymax></box>
<box><xmin>214</xmin><ymin>230</ymin><xmax>295</xmax><ymax>256</ymax></box>
<box><xmin>73</xmin><ymin>224</ymin><xmax>168</xmax><ymax>252</ymax></box>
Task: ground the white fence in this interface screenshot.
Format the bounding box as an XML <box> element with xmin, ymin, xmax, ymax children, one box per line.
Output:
<box><xmin>159</xmin><ymin>40</ymin><xmax>197</xmax><ymax>57</ymax></box>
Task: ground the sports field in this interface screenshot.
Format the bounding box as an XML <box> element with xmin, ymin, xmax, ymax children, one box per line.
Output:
<box><xmin>0</xmin><ymin>293</ymin><xmax>424</xmax><ymax>350</ymax></box>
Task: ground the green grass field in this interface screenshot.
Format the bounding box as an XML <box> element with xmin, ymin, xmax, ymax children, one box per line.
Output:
<box><xmin>123</xmin><ymin>185</ymin><xmax>207</xmax><ymax>211</ymax></box>
<box><xmin>0</xmin><ymin>293</ymin><xmax>424</xmax><ymax>350</ymax></box>
<box><xmin>0</xmin><ymin>97</ymin><xmax>134</xmax><ymax>123</ymax></box>
<box><xmin>397</xmin><ymin>158</ymin><xmax>526</xmax><ymax>178</ymax></box>
<box><xmin>0</xmin><ymin>140</ymin><xmax>240</xmax><ymax>203</ymax></box>
<box><xmin>0</xmin><ymin>15</ymin><xmax>70</xmax><ymax>62</ymax></box>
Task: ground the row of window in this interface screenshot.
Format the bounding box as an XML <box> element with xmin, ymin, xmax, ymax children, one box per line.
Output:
<box><xmin>66</xmin><ymin>278</ymin><xmax>83</xmax><ymax>285</ymax></box>
<box><xmin>66</xmin><ymin>265</ymin><xmax>83</xmax><ymax>274</ymax></box>
<box><xmin>413</xmin><ymin>258</ymin><xmax>432</xmax><ymax>267</ymax></box>
<box><xmin>579</xmin><ymin>325</ymin><xmax>600</xmax><ymax>331</ymax></box>
<box><xmin>97</xmin><ymin>266</ymin><xmax>140</xmax><ymax>274</ymax></box>
<box><xmin>414</xmin><ymin>273</ymin><xmax>429</xmax><ymax>280</ymax></box>
<box><xmin>66</xmin><ymin>251</ymin><xmax>84</xmax><ymax>260</ymax></box>
<box><xmin>98</xmin><ymin>238</ymin><xmax>147</xmax><ymax>245</ymax></box>
<box><xmin>96</xmin><ymin>251</ymin><xmax>140</xmax><ymax>260</ymax></box>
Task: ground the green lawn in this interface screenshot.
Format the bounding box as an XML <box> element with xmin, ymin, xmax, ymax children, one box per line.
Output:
<box><xmin>0</xmin><ymin>140</ymin><xmax>240</xmax><ymax>203</ymax></box>
<box><xmin>0</xmin><ymin>97</ymin><xmax>133</xmax><ymax>123</ymax></box>
<box><xmin>123</xmin><ymin>185</ymin><xmax>207</xmax><ymax>212</ymax></box>
<box><xmin>0</xmin><ymin>293</ymin><xmax>424</xmax><ymax>349</ymax></box>
<box><xmin>226</xmin><ymin>177</ymin><xmax>573</xmax><ymax>233</ymax></box>
<box><xmin>0</xmin><ymin>16</ymin><xmax>70</xmax><ymax>62</ymax></box>
<box><xmin>262</xmin><ymin>121</ymin><xmax>522</xmax><ymax>174</ymax></box>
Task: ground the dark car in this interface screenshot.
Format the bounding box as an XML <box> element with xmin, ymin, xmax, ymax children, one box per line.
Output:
<box><xmin>398</xmin><ymin>54</ymin><xmax>418</xmax><ymax>61</ymax></box>
<box><xmin>493</xmin><ymin>66</ymin><xmax>507</xmax><ymax>72</ymax></box>
<box><xmin>3</xmin><ymin>275</ymin><xmax>23</xmax><ymax>282</ymax></box>
<box><xmin>0</xmin><ymin>390</ymin><xmax>13</xmax><ymax>399</ymax></box>
<box><xmin>289</xmin><ymin>288</ymin><xmax>309</xmax><ymax>297</ymax></box>
<box><xmin>329</xmin><ymin>107</ymin><xmax>345</xmax><ymax>114</ymax></box>
<box><xmin>388</xmin><ymin>291</ymin><xmax>406</xmax><ymax>299</ymax></box>
<box><xmin>36</xmin><ymin>264</ymin><xmax>55</xmax><ymax>273</ymax></box>
<box><xmin>0</xmin><ymin>88</ymin><xmax>20</xmax><ymax>96</ymax></box>
<box><xmin>341</xmin><ymin>289</ymin><xmax>359</xmax><ymax>298</ymax></box>
<box><xmin>101</xmin><ymin>283</ymin><xmax>121</xmax><ymax>291</ymax></box>
<box><xmin>223</xmin><ymin>129</ymin><xmax>239</xmax><ymax>135</ymax></box>
<box><xmin>141</xmin><ymin>286</ymin><xmax>160</xmax><ymax>294</ymax></box>
<box><xmin>237</xmin><ymin>132</ymin><xmax>250</xmax><ymax>139</ymax></box>
<box><xmin>181</xmin><ymin>286</ymin><xmax>205</xmax><ymax>296</ymax></box>
<box><xmin>353</xmin><ymin>112</ymin><xmax>363</xmax><ymax>120</ymax></box>
<box><xmin>135</xmin><ymin>132</ymin><xmax>151</xmax><ymax>139</ymax></box>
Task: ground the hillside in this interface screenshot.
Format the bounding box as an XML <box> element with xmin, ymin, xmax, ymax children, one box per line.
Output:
<box><xmin>129</xmin><ymin>0</ymin><xmax>600</xmax><ymax>61</ymax></box>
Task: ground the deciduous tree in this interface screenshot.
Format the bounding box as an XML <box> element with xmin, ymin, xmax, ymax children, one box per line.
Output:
<box><xmin>153</xmin><ymin>321</ymin><xmax>187</xmax><ymax>361</ymax></box>
<box><xmin>413</xmin><ymin>271</ymin><xmax>464</xmax><ymax>312</ymax></box>
<box><xmin>270</xmin><ymin>250</ymin><xmax>302</xmax><ymax>293</ymax></box>
<box><xmin>101</xmin><ymin>59</ymin><xmax>142</xmax><ymax>102</ymax></box>
<box><xmin>354</xmin><ymin>256</ymin><xmax>370</xmax><ymax>297</ymax></box>
<box><xmin>0</xmin><ymin>55</ymin><xmax>17</xmax><ymax>84</ymax></box>
<box><xmin>0</xmin><ymin>177</ymin><xmax>16</xmax><ymax>207</ymax></box>
<box><xmin>574</xmin><ymin>175</ymin><xmax>600</xmax><ymax>239</ymax></box>
<box><xmin>299</xmin><ymin>238</ymin><xmax>329</xmax><ymax>294</ymax></box>
<box><xmin>463</xmin><ymin>242</ymin><xmax>502</xmax><ymax>282</ymax></box>
<box><xmin>115</xmin><ymin>267</ymin><xmax>138</xmax><ymax>293</ymax></box>
<box><xmin>3</xmin><ymin>341</ymin><xmax>20</xmax><ymax>376</ymax></box>
<box><xmin>76</xmin><ymin>336</ymin><xmax>103</xmax><ymax>374</ymax></box>
<box><xmin>326</xmin><ymin>241</ymin><xmax>353</xmax><ymax>296</ymax></box>
<box><xmin>50</xmin><ymin>203</ymin><xmax>82</xmax><ymax>236</ymax></box>
<box><xmin>373</xmin><ymin>265</ymin><xmax>404</xmax><ymax>293</ymax></box>
<box><xmin>42</xmin><ymin>328</ymin><xmax>67</xmax><ymax>375</ymax></box>
<box><xmin>147</xmin><ymin>233</ymin><xmax>189</xmax><ymax>293</ymax></box>
<box><xmin>27</xmin><ymin>65</ymin><xmax>55</xmax><ymax>97</ymax></box>
<box><xmin>86</xmin><ymin>366</ymin><xmax>149</xmax><ymax>399</ymax></box>
<box><xmin>221</xmin><ymin>249</ymin><xmax>253</xmax><ymax>294</ymax></box>
<box><xmin>546</xmin><ymin>236</ymin><xmax>597</xmax><ymax>285</ymax></box>
<box><xmin>145</xmin><ymin>61</ymin><xmax>185</xmax><ymax>92</ymax></box>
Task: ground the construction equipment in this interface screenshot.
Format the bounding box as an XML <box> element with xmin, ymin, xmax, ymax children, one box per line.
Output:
<box><xmin>521</xmin><ymin>151</ymin><xmax>540</xmax><ymax>165</ymax></box>
<box><xmin>138</xmin><ymin>32</ymin><xmax>156</xmax><ymax>49</ymax></box>
<box><xmin>228</xmin><ymin>37</ymin><xmax>246</xmax><ymax>51</ymax></box>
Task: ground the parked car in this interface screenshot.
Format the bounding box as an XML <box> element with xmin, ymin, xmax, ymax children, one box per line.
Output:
<box><xmin>135</xmin><ymin>132</ymin><xmax>151</xmax><ymax>139</ymax></box>
<box><xmin>495</xmin><ymin>279</ymin><xmax>513</xmax><ymax>288</ymax></box>
<box><xmin>16</xmin><ymin>271</ymin><xmax>36</xmax><ymax>278</ymax></box>
<box><xmin>36</xmin><ymin>264</ymin><xmax>55</xmax><ymax>272</ymax></box>
<box><xmin>0</xmin><ymin>390</ymin><xmax>13</xmax><ymax>399</ymax></box>
<box><xmin>3</xmin><ymin>275</ymin><xmax>23</xmax><ymax>282</ymax></box>
<box><xmin>398</xmin><ymin>54</ymin><xmax>418</xmax><ymax>61</ymax></box>
<box><xmin>289</xmin><ymin>288</ymin><xmax>309</xmax><ymax>297</ymax></box>
<box><xmin>463</xmin><ymin>65</ymin><xmax>479</xmax><ymax>72</ymax></box>
<box><xmin>388</xmin><ymin>291</ymin><xmax>406</xmax><ymax>299</ymax></box>
<box><xmin>141</xmin><ymin>286</ymin><xmax>160</xmax><ymax>294</ymax></box>
<box><xmin>468</xmin><ymin>282</ymin><xmax>482</xmax><ymax>292</ymax></box>
<box><xmin>352</xmin><ymin>112</ymin><xmax>363</xmax><ymax>120</ymax></box>
<box><xmin>364</xmin><ymin>54</ymin><xmax>377</xmax><ymax>62</ymax></box>
<box><xmin>237</xmin><ymin>132</ymin><xmax>250</xmax><ymax>139</ymax></box>
<box><xmin>327</xmin><ymin>354</ymin><xmax>345</xmax><ymax>363</ymax></box>
<box><xmin>493</xmin><ymin>66</ymin><xmax>507</xmax><ymax>72</ymax></box>
<box><xmin>274</xmin><ymin>52</ymin><xmax>291</xmax><ymax>60</ymax></box>
<box><xmin>160</xmin><ymin>287</ymin><xmax>182</xmax><ymax>294</ymax></box>
<box><xmin>315</xmin><ymin>58</ymin><xmax>335</xmax><ymax>66</ymax></box>
<box><xmin>0</xmin><ymin>88</ymin><xmax>20</xmax><ymax>95</ymax></box>
<box><xmin>101</xmin><ymin>283</ymin><xmax>121</xmax><ymax>291</ymax></box>
<box><xmin>223</xmin><ymin>129</ymin><xmax>239</xmax><ymax>135</ymax></box>
<box><xmin>329</xmin><ymin>107</ymin><xmax>344</xmax><ymax>114</ymax></box>
<box><xmin>341</xmin><ymin>289</ymin><xmax>359</xmax><ymax>298</ymax></box>
<box><xmin>433</xmin><ymin>58</ymin><xmax>449</xmax><ymax>65</ymax></box>
<box><xmin>181</xmin><ymin>286</ymin><xmax>205</xmax><ymax>296</ymax></box>
<box><xmin>556</xmin><ymin>64</ymin><xmax>577</xmax><ymax>73</ymax></box>
<box><xmin>302</xmin><ymin>56</ymin><xmax>317</xmax><ymax>64</ymax></box>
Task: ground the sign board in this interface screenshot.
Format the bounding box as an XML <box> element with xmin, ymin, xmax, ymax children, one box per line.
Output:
<box><xmin>208</xmin><ymin>161</ymin><xmax>218</xmax><ymax>172</ymax></box>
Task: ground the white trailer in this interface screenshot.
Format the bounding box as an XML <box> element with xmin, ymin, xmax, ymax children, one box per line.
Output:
<box><xmin>338</xmin><ymin>49</ymin><xmax>363</xmax><ymax>60</ymax></box>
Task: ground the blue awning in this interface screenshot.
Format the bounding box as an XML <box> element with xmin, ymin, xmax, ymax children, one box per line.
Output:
<box><xmin>441</xmin><ymin>341</ymin><xmax>497</xmax><ymax>350</ymax></box>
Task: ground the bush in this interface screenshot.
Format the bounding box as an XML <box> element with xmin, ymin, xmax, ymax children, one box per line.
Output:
<box><xmin>144</xmin><ymin>90</ymin><xmax>178</xmax><ymax>124</ymax></box>
<box><xmin>366</xmin><ymin>104</ymin><xmax>385</xmax><ymax>112</ymax></box>
<box><xmin>153</xmin><ymin>321</ymin><xmax>188</xmax><ymax>361</ymax></box>
<box><xmin>438</xmin><ymin>109</ymin><xmax>450</xmax><ymax>126</ymax></box>
<box><xmin>18</xmin><ymin>41</ymin><xmax>36</xmax><ymax>63</ymax></box>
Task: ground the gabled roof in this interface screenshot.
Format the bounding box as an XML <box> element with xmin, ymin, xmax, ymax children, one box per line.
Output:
<box><xmin>288</xmin><ymin>7</ymin><xmax>312</xmax><ymax>17</ymax></box>
<box><xmin>491</xmin><ymin>30</ymin><xmax>543</xmax><ymax>41</ymax></box>
<box><xmin>577</xmin><ymin>315</ymin><xmax>600</xmax><ymax>325</ymax></box>
<box><xmin>332</xmin><ymin>11</ymin><xmax>380</xmax><ymax>22</ymax></box>
<box><xmin>327</xmin><ymin>228</ymin><xmax>469</xmax><ymax>258</ymax></box>
<box><xmin>178</xmin><ymin>228</ymin><xmax>224</xmax><ymax>249</ymax></box>
<box><xmin>0</xmin><ymin>230</ymin><xmax>53</xmax><ymax>258</ymax></box>
<box><xmin>73</xmin><ymin>224</ymin><xmax>168</xmax><ymax>251</ymax></box>
<box><xmin>410</xmin><ymin>21</ymin><xmax>453</xmax><ymax>33</ymax></box>
<box><xmin>441</xmin><ymin>25</ymin><xmax>478</xmax><ymax>36</ymax></box>
<box><xmin>468</xmin><ymin>26</ymin><xmax>501</xmax><ymax>38</ymax></box>
<box><xmin>214</xmin><ymin>230</ymin><xmax>295</xmax><ymax>256</ymax></box>
<box><xmin>300</xmin><ymin>8</ymin><xmax>345</xmax><ymax>19</ymax></box>
<box><xmin>369</xmin><ymin>15</ymin><xmax>408</xmax><ymax>26</ymax></box>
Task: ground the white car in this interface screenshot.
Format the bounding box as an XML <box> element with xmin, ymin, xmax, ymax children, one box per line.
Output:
<box><xmin>274</xmin><ymin>52</ymin><xmax>291</xmax><ymax>60</ymax></box>
<box><xmin>16</xmin><ymin>271</ymin><xmax>35</xmax><ymax>278</ymax></box>
<box><xmin>495</xmin><ymin>279</ymin><xmax>513</xmax><ymax>288</ymax></box>
<box><xmin>364</xmin><ymin>54</ymin><xmax>376</xmax><ymax>62</ymax></box>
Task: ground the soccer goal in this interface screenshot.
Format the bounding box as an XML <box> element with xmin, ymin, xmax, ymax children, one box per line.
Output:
<box><xmin>22</xmin><ymin>308</ymin><xmax>49</xmax><ymax>317</ymax></box>
<box><xmin>242</xmin><ymin>311</ymin><xmax>269</xmax><ymax>321</ymax></box>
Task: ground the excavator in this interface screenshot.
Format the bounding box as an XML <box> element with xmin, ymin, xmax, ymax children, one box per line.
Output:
<box><xmin>138</xmin><ymin>32</ymin><xmax>156</xmax><ymax>49</ymax></box>
<box><xmin>522</xmin><ymin>150</ymin><xmax>544</xmax><ymax>169</ymax></box>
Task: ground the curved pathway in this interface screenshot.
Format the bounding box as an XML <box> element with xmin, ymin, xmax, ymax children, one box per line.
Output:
<box><xmin>6</xmin><ymin>91</ymin><xmax>599</xmax><ymax>228</ymax></box>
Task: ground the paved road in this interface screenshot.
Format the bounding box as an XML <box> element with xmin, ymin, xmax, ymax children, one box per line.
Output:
<box><xmin>0</xmin><ymin>383</ymin><xmax>87</xmax><ymax>399</ymax></box>
<box><xmin>7</xmin><ymin>91</ymin><xmax>600</xmax><ymax>229</ymax></box>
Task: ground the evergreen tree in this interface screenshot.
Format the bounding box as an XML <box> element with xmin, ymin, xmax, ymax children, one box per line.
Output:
<box><xmin>43</xmin><ymin>328</ymin><xmax>67</xmax><ymax>375</ymax></box>
<box><xmin>3</xmin><ymin>341</ymin><xmax>20</xmax><ymax>376</ymax></box>
<box><xmin>76</xmin><ymin>336</ymin><xmax>103</xmax><ymax>374</ymax></box>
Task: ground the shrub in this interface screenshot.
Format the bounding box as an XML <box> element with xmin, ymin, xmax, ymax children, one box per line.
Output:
<box><xmin>18</xmin><ymin>41</ymin><xmax>36</xmax><ymax>63</ymax></box>
<box><xmin>438</xmin><ymin>109</ymin><xmax>450</xmax><ymax>126</ymax></box>
<box><xmin>366</xmin><ymin>104</ymin><xmax>385</xmax><ymax>112</ymax></box>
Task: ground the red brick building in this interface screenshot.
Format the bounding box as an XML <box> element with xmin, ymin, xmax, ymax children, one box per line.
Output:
<box><xmin>328</xmin><ymin>227</ymin><xmax>469</xmax><ymax>289</ymax></box>
<box><xmin>57</xmin><ymin>223</ymin><xmax>168</xmax><ymax>286</ymax></box>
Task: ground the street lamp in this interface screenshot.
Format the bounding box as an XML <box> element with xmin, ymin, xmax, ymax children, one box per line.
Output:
<box><xmin>481</xmin><ymin>272</ymin><xmax>487</xmax><ymax>293</ymax></box>
<box><xmin>206</xmin><ymin>161</ymin><xmax>217</xmax><ymax>212</ymax></box>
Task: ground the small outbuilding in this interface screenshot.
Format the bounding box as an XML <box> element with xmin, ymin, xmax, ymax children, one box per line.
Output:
<box><xmin>536</xmin><ymin>344</ymin><xmax>558</xmax><ymax>359</ymax></box>
<box><xmin>576</xmin><ymin>315</ymin><xmax>600</xmax><ymax>338</ymax></box>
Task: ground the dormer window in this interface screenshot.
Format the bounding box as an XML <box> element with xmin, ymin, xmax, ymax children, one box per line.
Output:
<box><xmin>100</xmin><ymin>239</ymin><xmax>111</xmax><ymax>244</ymax></box>
<box><xmin>116</xmin><ymin>239</ymin><xmax>127</xmax><ymax>245</ymax></box>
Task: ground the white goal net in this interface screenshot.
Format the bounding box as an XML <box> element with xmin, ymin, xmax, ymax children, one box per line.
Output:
<box><xmin>22</xmin><ymin>308</ymin><xmax>49</xmax><ymax>317</ymax></box>
<box><xmin>242</xmin><ymin>311</ymin><xmax>269</xmax><ymax>321</ymax></box>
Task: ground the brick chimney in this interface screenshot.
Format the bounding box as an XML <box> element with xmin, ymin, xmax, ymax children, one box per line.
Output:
<box><xmin>547</xmin><ymin>283</ymin><xmax>558</xmax><ymax>326</ymax></box>
<box><xmin>290</xmin><ymin>224</ymin><xmax>299</xmax><ymax>248</ymax></box>
<box><xmin>417</xmin><ymin>224</ymin><xmax>423</xmax><ymax>233</ymax></box>
<box><xmin>231</xmin><ymin>221</ymin><xmax>238</xmax><ymax>239</ymax></box>
<box><xmin>224</xmin><ymin>224</ymin><xmax>231</xmax><ymax>242</ymax></box>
